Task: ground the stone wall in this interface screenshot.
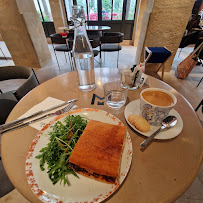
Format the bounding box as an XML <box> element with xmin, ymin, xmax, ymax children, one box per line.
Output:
<box><xmin>49</xmin><ymin>0</ymin><xmax>67</xmax><ymax>33</ymax></box>
<box><xmin>16</xmin><ymin>0</ymin><xmax>52</xmax><ymax>67</ymax></box>
<box><xmin>141</xmin><ymin>0</ymin><xmax>195</xmax><ymax>73</ymax></box>
<box><xmin>0</xmin><ymin>0</ymin><xmax>51</xmax><ymax>68</ymax></box>
<box><xmin>132</xmin><ymin>0</ymin><xmax>148</xmax><ymax>47</ymax></box>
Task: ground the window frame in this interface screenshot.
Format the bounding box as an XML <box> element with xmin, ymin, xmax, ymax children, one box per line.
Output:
<box><xmin>63</xmin><ymin>0</ymin><xmax>137</xmax><ymax>40</ymax></box>
<box><xmin>63</xmin><ymin>0</ymin><xmax>137</xmax><ymax>23</ymax></box>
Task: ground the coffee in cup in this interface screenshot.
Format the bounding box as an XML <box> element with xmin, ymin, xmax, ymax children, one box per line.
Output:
<box><xmin>140</xmin><ymin>88</ymin><xmax>177</xmax><ymax>125</ymax></box>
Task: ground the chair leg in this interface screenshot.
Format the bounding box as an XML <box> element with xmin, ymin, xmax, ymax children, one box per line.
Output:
<box><xmin>70</xmin><ymin>53</ymin><xmax>74</xmax><ymax>71</ymax></box>
<box><xmin>117</xmin><ymin>50</ymin><xmax>119</xmax><ymax>68</ymax></box>
<box><xmin>161</xmin><ymin>63</ymin><xmax>165</xmax><ymax>80</ymax></box>
<box><xmin>156</xmin><ymin>63</ymin><xmax>163</xmax><ymax>72</ymax></box>
<box><xmin>99</xmin><ymin>44</ymin><xmax>102</xmax><ymax>59</ymax></box>
<box><xmin>53</xmin><ymin>49</ymin><xmax>60</xmax><ymax>70</ymax></box>
<box><xmin>70</xmin><ymin>52</ymin><xmax>74</xmax><ymax>71</ymax></box>
<box><xmin>67</xmin><ymin>52</ymin><xmax>72</xmax><ymax>70</ymax></box>
<box><xmin>156</xmin><ymin>63</ymin><xmax>164</xmax><ymax>80</ymax></box>
<box><xmin>197</xmin><ymin>77</ymin><xmax>203</xmax><ymax>87</ymax></box>
<box><xmin>94</xmin><ymin>58</ymin><xmax>100</xmax><ymax>64</ymax></box>
<box><xmin>178</xmin><ymin>48</ymin><xmax>182</xmax><ymax>57</ymax></box>
<box><xmin>195</xmin><ymin>100</ymin><xmax>203</xmax><ymax>111</ymax></box>
<box><xmin>51</xmin><ymin>43</ymin><xmax>60</xmax><ymax>69</ymax></box>
<box><xmin>0</xmin><ymin>46</ymin><xmax>7</xmax><ymax>60</ymax></box>
<box><xmin>64</xmin><ymin>52</ymin><xmax>68</xmax><ymax>63</ymax></box>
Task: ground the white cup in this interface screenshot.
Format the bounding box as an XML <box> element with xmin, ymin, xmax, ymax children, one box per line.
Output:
<box><xmin>140</xmin><ymin>88</ymin><xmax>177</xmax><ymax>125</ymax></box>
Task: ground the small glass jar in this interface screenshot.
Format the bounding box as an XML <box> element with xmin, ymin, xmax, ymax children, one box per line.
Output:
<box><xmin>120</xmin><ymin>66</ymin><xmax>138</xmax><ymax>90</ymax></box>
<box><xmin>104</xmin><ymin>81</ymin><xmax>128</xmax><ymax>108</ymax></box>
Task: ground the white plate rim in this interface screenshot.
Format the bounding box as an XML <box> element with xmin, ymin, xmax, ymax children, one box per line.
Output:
<box><xmin>25</xmin><ymin>108</ymin><xmax>133</xmax><ymax>203</ymax></box>
<box><xmin>124</xmin><ymin>99</ymin><xmax>183</xmax><ymax>140</ymax></box>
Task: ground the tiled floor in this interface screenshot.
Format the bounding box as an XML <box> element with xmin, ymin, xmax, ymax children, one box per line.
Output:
<box><xmin>0</xmin><ymin>41</ymin><xmax>202</xmax><ymax>202</ymax></box>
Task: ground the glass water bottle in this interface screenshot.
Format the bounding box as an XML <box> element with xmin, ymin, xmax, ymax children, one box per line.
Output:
<box><xmin>72</xmin><ymin>5</ymin><xmax>95</xmax><ymax>92</ymax></box>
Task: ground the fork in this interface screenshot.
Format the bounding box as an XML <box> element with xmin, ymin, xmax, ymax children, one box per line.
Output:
<box><xmin>0</xmin><ymin>98</ymin><xmax>77</xmax><ymax>131</ymax></box>
<box><xmin>0</xmin><ymin>102</ymin><xmax>75</xmax><ymax>135</ymax></box>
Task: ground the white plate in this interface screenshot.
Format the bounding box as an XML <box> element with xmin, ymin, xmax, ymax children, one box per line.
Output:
<box><xmin>26</xmin><ymin>108</ymin><xmax>132</xmax><ymax>203</ymax></box>
<box><xmin>124</xmin><ymin>99</ymin><xmax>183</xmax><ymax>140</ymax></box>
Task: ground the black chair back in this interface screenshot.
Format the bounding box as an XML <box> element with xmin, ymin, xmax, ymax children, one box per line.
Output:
<box><xmin>14</xmin><ymin>69</ymin><xmax>39</xmax><ymax>100</ymax></box>
<box><xmin>101</xmin><ymin>32</ymin><xmax>124</xmax><ymax>43</ymax></box>
<box><xmin>0</xmin><ymin>66</ymin><xmax>31</xmax><ymax>81</ymax></box>
<box><xmin>90</xmin><ymin>37</ymin><xmax>100</xmax><ymax>48</ymax></box>
<box><xmin>0</xmin><ymin>66</ymin><xmax>39</xmax><ymax>124</ymax></box>
<box><xmin>0</xmin><ymin>66</ymin><xmax>39</xmax><ymax>101</ymax></box>
<box><xmin>68</xmin><ymin>35</ymin><xmax>100</xmax><ymax>50</ymax></box>
<box><xmin>50</xmin><ymin>33</ymin><xmax>67</xmax><ymax>44</ymax></box>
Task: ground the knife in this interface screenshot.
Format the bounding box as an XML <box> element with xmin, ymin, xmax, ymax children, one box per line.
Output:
<box><xmin>0</xmin><ymin>98</ymin><xmax>77</xmax><ymax>131</ymax></box>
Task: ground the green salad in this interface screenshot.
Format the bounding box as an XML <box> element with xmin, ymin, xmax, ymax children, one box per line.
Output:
<box><xmin>35</xmin><ymin>115</ymin><xmax>87</xmax><ymax>185</ymax></box>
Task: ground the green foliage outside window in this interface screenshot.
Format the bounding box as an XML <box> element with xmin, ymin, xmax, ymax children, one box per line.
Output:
<box><xmin>89</xmin><ymin>0</ymin><xmax>95</xmax><ymax>11</ymax></box>
<box><xmin>37</xmin><ymin>11</ymin><xmax>51</xmax><ymax>22</ymax></box>
<box><xmin>102</xmin><ymin>0</ymin><xmax>112</xmax><ymax>13</ymax></box>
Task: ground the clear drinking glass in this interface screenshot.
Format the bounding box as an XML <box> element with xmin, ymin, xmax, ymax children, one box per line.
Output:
<box><xmin>103</xmin><ymin>81</ymin><xmax>128</xmax><ymax>108</ymax></box>
<box><xmin>72</xmin><ymin>5</ymin><xmax>96</xmax><ymax>92</ymax></box>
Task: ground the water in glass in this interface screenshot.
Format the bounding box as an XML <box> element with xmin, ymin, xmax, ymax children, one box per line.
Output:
<box><xmin>72</xmin><ymin>5</ymin><xmax>96</xmax><ymax>92</ymax></box>
<box><xmin>103</xmin><ymin>81</ymin><xmax>128</xmax><ymax>108</ymax></box>
<box><xmin>105</xmin><ymin>90</ymin><xmax>127</xmax><ymax>108</ymax></box>
<box><xmin>74</xmin><ymin>53</ymin><xmax>95</xmax><ymax>91</ymax></box>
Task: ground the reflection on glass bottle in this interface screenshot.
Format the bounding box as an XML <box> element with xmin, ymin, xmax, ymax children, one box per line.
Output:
<box><xmin>72</xmin><ymin>5</ymin><xmax>95</xmax><ymax>92</ymax></box>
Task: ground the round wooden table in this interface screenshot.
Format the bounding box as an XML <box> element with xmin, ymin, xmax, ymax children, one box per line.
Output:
<box><xmin>1</xmin><ymin>68</ymin><xmax>203</xmax><ymax>203</ymax></box>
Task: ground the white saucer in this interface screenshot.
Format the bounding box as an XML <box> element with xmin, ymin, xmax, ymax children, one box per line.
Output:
<box><xmin>124</xmin><ymin>99</ymin><xmax>183</xmax><ymax>140</ymax></box>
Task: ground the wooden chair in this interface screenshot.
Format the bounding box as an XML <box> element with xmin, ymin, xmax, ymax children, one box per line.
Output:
<box><xmin>144</xmin><ymin>47</ymin><xmax>171</xmax><ymax>80</ymax></box>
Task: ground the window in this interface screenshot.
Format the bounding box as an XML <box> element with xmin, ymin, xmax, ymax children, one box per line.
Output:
<box><xmin>126</xmin><ymin>0</ymin><xmax>136</xmax><ymax>20</ymax></box>
<box><xmin>33</xmin><ymin>0</ymin><xmax>55</xmax><ymax>37</ymax></box>
<box><xmin>33</xmin><ymin>0</ymin><xmax>53</xmax><ymax>22</ymax></box>
<box><xmin>64</xmin><ymin>0</ymin><xmax>136</xmax><ymax>21</ymax></box>
<box><xmin>64</xmin><ymin>0</ymin><xmax>73</xmax><ymax>21</ymax></box>
<box><xmin>76</xmin><ymin>0</ymin><xmax>88</xmax><ymax>20</ymax></box>
<box><xmin>63</xmin><ymin>0</ymin><xmax>137</xmax><ymax>40</ymax></box>
<box><xmin>102</xmin><ymin>0</ymin><xmax>112</xmax><ymax>20</ymax></box>
<box><xmin>88</xmin><ymin>0</ymin><xmax>98</xmax><ymax>21</ymax></box>
<box><xmin>113</xmin><ymin>0</ymin><xmax>124</xmax><ymax>20</ymax></box>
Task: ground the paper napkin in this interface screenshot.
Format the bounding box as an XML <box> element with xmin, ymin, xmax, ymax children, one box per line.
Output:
<box><xmin>19</xmin><ymin>97</ymin><xmax>77</xmax><ymax>131</ymax></box>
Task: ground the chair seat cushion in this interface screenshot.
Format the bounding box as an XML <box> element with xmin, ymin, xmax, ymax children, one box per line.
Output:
<box><xmin>147</xmin><ymin>47</ymin><xmax>171</xmax><ymax>63</ymax></box>
<box><xmin>54</xmin><ymin>44</ymin><xmax>71</xmax><ymax>52</ymax></box>
<box><xmin>101</xmin><ymin>44</ymin><xmax>122</xmax><ymax>52</ymax></box>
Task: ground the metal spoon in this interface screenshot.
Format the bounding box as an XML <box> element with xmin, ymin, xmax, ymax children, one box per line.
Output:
<box><xmin>140</xmin><ymin>116</ymin><xmax>178</xmax><ymax>148</ymax></box>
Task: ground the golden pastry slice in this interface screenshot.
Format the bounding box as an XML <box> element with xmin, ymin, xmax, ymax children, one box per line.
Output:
<box><xmin>69</xmin><ymin>120</ymin><xmax>126</xmax><ymax>184</ymax></box>
<box><xmin>128</xmin><ymin>114</ymin><xmax>150</xmax><ymax>132</ymax></box>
